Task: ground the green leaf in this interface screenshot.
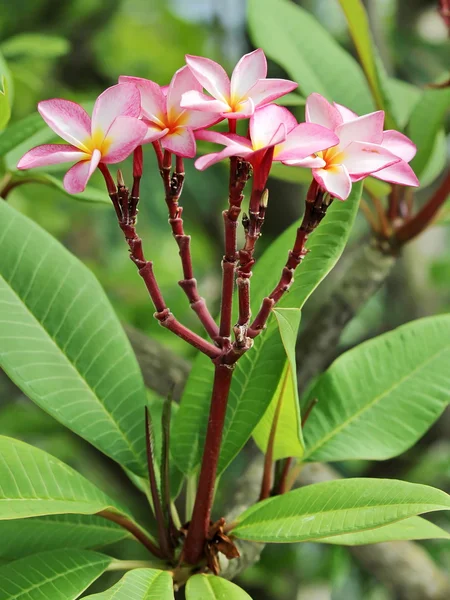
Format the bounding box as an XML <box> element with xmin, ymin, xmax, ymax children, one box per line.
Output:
<box><xmin>0</xmin><ymin>549</ymin><xmax>111</xmax><ymax>600</ymax></box>
<box><xmin>232</xmin><ymin>478</ymin><xmax>450</xmax><ymax>543</ymax></box>
<box><xmin>276</xmin><ymin>93</ymin><xmax>305</xmax><ymax>107</ymax></box>
<box><xmin>0</xmin><ymin>113</ymin><xmax>49</xmax><ymax>159</ymax></box>
<box><xmin>1</xmin><ymin>34</ymin><xmax>70</xmax><ymax>60</ymax></box>
<box><xmin>408</xmin><ymin>87</ymin><xmax>450</xmax><ymax>180</ymax></box>
<box><xmin>0</xmin><ymin>201</ymin><xmax>148</xmax><ymax>476</ymax></box>
<box><xmin>186</xmin><ymin>574</ymin><xmax>252</xmax><ymax>600</ymax></box>
<box><xmin>12</xmin><ymin>171</ymin><xmax>110</xmax><ymax>204</ymax></box>
<box><xmin>0</xmin><ymin>49</ymin><xmax>13</xmax><ymax>107</ymax></box>
<box><xmin>0</xmin><ymin>76</ymin><xmax>11</xmax><ymax>132</ymax></box>
<box><xmin>172</xmin><ymin>183</ymin><xmax>362</xmax><ymax>476</ymax></box>
<box><xmin>320</xmin><ymin>516</ymin><xmax>450</xmax><ymax>545</ymax></box>
<box><xmin>253</xmin><ymin>309</ymin><xmax>303</xmax><ymax>460</ymax></box>
<box><xmin>84</xmin><ymin>568</ymin><xmax>174</xmax><ymax>600</ymax></box>
<box><xmin>247</xmin><ymin>0</ymin><xmax>374</xmax><ymax>114</ymax></box>
<box><xmin>302</xmin><ymin>315</ymin><xmax>450</xmax><ymax>463</ymax></box>
<box><xmin>418</xmin><ymin>129</ymin><xmax>447</xmax><ymax>189</ymax></box>
<box><xmin>387</xmin><ymin>78</ymin><xmax>421</xmax><ymax>129</ymax></box>
<box><xmin>336</xmin><ymin>0</ymin><xmax>397</xmax><ymax>128</ymax></box>
<box><xmin>0</xmin><ymin>435</ymin><xmax>129</xmax><ymax>519</ymax></box>
<box><xmin>0</xmin><ymin>514</ymin><xmax>132</xmax><ymax>560</ymax></box>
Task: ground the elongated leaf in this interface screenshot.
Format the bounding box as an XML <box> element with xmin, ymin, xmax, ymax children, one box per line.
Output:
<box><xmin>253</xmin><ymin>309</ymin><xmax>303</xmax><ymax>459</ymax></box>
<box><xmin>0</xmin><ymin>76</ymin><xmax>10</xmax><ymax>132</ymax></box>
<box><xmin>173</xmin><ymin>183</ymin><xmax>362</xmax><ymax>476</ymax></box>
<box><xmin>1</xmin><ymin>34</ymin><xmax>70</xmax><ymax>60</ymax></box>
<box><xmin>11</xmin><ymin>172</ymin><xmax>110</xmax><ymax>204</ymax></box>
<box><xmin>186</xmin><ymin>575</ymin><xmax>252</xmax><ymax>600</ymax></box>
<box><xmin>232</xmin><ymin>479</ymin><xmax>450</xmax><ymax>543</ymax></box>
<box><xmin>247</xmin><ymin>0</ymin><xmax>374</xmax><ymax>114</ymax></box>
<box><xmin>0</xmin><ymin>113</ymin><xmax>48</xmax><ymax>158</ymax></box>
<box><xmin>0</xmin><ymin>514</ymin><xmax>131</xmax><ymax>560</ymax></box>
<box><xmin>0</xmin><ymin>201</ymin><xmax>148</xmax><ymax>476</ymax></box>
<box><xmin>408</xmin><ymin>87</ymin><xmax>450</xmax><ymax>180</ymax></box>
<box><xmin>320</xmin><ymin>516</ymin><xmax>450</xmax><ymax>546</ymax></box>
<box><xmin>0</xmin><ymin>435</ymin><xmax>128</xmax><ymax>519</ymax></box>
<box><xmin>84</xmin><ymin>568</ymin><xmax>174</xmax><ymax>600</ymax></box>
<box><xmin>388</xmin><ymin>78</ymin><xmax>421</xmax><ymax>129</ymax></box>
<box><xmin>302</xmin><ymin>315</ymin><xmax>450</xmax><ymax>463</ymax></box>
<box><xmin>0</xmin><ymin>549</ymin><xmax>111</xmax><ymax>600</ymax></box>
<box><xmin>337</xmin><ymin>0</ymin><xmax>397</xmax><ymax>128</ymax></box>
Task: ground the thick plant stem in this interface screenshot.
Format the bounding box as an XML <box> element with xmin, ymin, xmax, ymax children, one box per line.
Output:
<box><xmin>183</xmin><ymin>363</ymin><xmax>234</xmax><ymax>565</ymax></box>
<box><xmin>98</xmin><ymin>510</ymin><xmax>165</xmax><ymax>559</ymax></box>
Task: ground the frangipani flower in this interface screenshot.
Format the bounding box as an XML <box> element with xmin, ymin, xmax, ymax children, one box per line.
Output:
<box><xmin>285</xmin><ymin>93</ymin><xmax>418</xmax><ymax>200</ymax></box>
<box><xmin>17</xmin><ymin>84</ymin><xmax>147</xmax><ymax>194</ymax></box>
<box><xmin>119</xmin><ymin>66</ymin><xmax>221</xmax><ymax>158</ymax></box>
<box><xmin>181</xmin><ymin>49</ymin><xmax>298</xmax><ymax>119</ymax></box>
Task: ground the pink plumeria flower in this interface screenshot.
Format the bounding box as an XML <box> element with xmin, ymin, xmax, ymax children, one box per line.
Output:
<box><xmin>195</xmin><ymin>104</ymin><xmax>338</xmax><ymax>192</ymax></box>
<box><xmin>17</xmin><ymin>84</ymin><xmax>146</xmax><ymax>194</ymax></box>
<box><xmin>284</xmin><ymin>93</ymin><xmax>409</xmax><ymax>200</ymax></box>
<box><xmin>333</xmin><ymin>102</ymin><xmax>419</xmax><ymax>187</ymax></box>
<box><xmin>180</xmin><ymin>49</ymin><xmax>298</xmax><ymax>120</ymax></box>
<box><xmin>119</xmin><ymin>66</ymin><xmax>221</xmax><ymax>158</ymax></box>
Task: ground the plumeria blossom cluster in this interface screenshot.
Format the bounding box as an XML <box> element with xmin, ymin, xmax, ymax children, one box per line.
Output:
<box><xmin>18</xmin><ymin>48</ymin><xmax>418</xmax><ymax>199</ymax></box>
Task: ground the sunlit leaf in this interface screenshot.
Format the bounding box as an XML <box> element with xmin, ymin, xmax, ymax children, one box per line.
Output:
<box><xmin>186</xmin><ymin>574</ymin><xmax>252</xmax><ymax>600</ymax></box>
<box><xmin>84</xmin><ymin>568</ymin><xmax>174</xmax><ymax>600</ymax></box>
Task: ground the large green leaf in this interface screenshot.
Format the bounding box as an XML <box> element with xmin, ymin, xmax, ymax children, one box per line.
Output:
<box><xmin>1</xmin><ymin>34</ymin><xmax>70</xmax><ymax>60</ymax></box>
<box><xmin>11</xmin><ymin>172</ymin><xmax>110</xmax><ymax>204</ymax></box>
<box><xmin>186</xmin><ymin>575</ymin><xmax>252</xmax><ymax>600</ymax></box>
<box><xmin>0</xmin><ymin>435</ymin><xmax>129</xmax><ymax>520</ymax></box>
<box><xmin>320</xmin><ymin>516</ymin><xmax>450</xmax><ymax>545</ymax></box>
<box><xmin>0</xmin><ymin>201</ymin><xmax>148</xmax><ymax>476</ymax></box>
<box><xmin>0</xmin><ymin>514</ymin><xmax>132</xmax><ymax>560</ymax></box>
<box><xmin>232</xmin><ymin>479</ymin><xmax>450</xmax><ymax>543</ymax></box>
<box><xmin>302</xmin><ymin>315</ymin><xmax>450</xmax><ymax>462</ymax></box>
<box><xmin>247</xmin><ymin>0</ymin><xmax>374</xmax><ymax>114</ymax></box>
<box><xmin>387</xmin><ymin>78</ymin><xmax>421</xmax><ymax>129</ymax></box>
<box><xmin>0</xmin><ymin>113</ymin><xmax>48</xmax><ymax>158</ymax></box>
<box><xmin>0</xmin><ymin>76</ymin><xmax>10</xmax><ymax>132</ymax></box>
<box><xmin>0</xmin><ymin>549</ymin><xmax>111</xmax><ymax>600</ymax></box>
<box><xmin>84</xmin><ymin>568</ymin><xmax>174</xmax><ymax>600</ymax></box>
<box><xmin>173</xmin><ymin>183</ymin><xmax>362</xmax><ymax>476</ymax></box>
<box><xmin>408</xmin><ymin>87</ymin><xmax>450</xmax><ymax>180</ymax></box>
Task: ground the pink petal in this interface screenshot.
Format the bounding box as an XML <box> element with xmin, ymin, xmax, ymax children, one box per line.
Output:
<box><xmin>342</xmin><ymin>141</ymin><xmax>400</xmax><ymax>175</ymax></box>
<box><xmin>17</xmin><ymin>144</ymin><xmax>87</xmax><ymax>169</ymax></box>
<box><xmin>185</xmin><ymin>54</ymin><xmax>230</xmax><ymax>103</ymax></box>
<box><xmin>381</xmin><ymin>130</ymin><xmax>417</xmax><ymax>162</ymax></box>
<box><xmin>313</xmin><ymin>165</ymin><xmax>352</xmax><ymax>200</ymax></box>
<box><xmin>180</xmin><ymin>90</ymin><xmax>230</xmax><ymax>114</ymax></box>
<box><xmin>373</xmin><ymin>160</ymin><xmax>419</xmax><ymax>187</ymax></box>
<box><xmin>306</xmin><ymin>93</ymin><xmax>342</xmax><ymax>131</ymax></box>
<box><xmin>247</xmin><ymin>78</ymin><xmax>298</xmax><ymax>109</ymax></box>
<box><xmin>166</xmin><ymin>65</ymin><xmax>202</xmax><ymax>122</ymax></box>
<box><xmin>275</xmin><ymin>123</ymin><xmax>339</xmax><ymax>162</ymax></box>
<box><xmin>195</xmin><ymin>129</ymin><xmax>253</xmax><ymax>149</ymax></box>
<box><xmin>63</xmin><ymin>151</ymin><xmax>101</xmax><ymax>194</ymax></box>
<box><xmin>38</xmin><ymin>99</ymin><xmax>91</xmax><ymax>149</ymax></box>
<box><xmin>336</xmin><ymin>111</ymin><xmax>384</xmax><ymax>148</ymax></box>
<box><xmin>224</xmin><ymin>97</ymin><xmax>255</xmax><ymax>119</ymax></box>
<box><xmin>283</xmin><ymin>155</ymin><xmax>327</xmax><ymax>168</ymax></box>
<box><xmin>143</xmin><ymin>122</ymin><xmax>169</xmax><ymax>143</ymax></box>
<box><xmin>250</xmin><ymin>105</ymin><xmax>287</xmax><ymax>150</ymax></box>
<box><xmin>195</xmin><ymin>145</ymin><xmax>254</xmax><ymax>170</ymax></box>
<box><xmin>102</xmin><ymin>117</ymin><xmax>147</xmax><ymax>163</ymax></box>
<box><xmin>230</xmin><ymin>48</ymin><xmax>267</xmax><ymax>103</ymax></box>
<box><xmin>161</xmin><ymin>127</ymin><xmax>196</xmax><ymax>158</ymax></box>
<box><xmin>119</xmin><ymin>76</ymin><xmax>166</xmax><ymax>127</ymax></box>
<box><xmin>182</xmin><ymin>110</ymin><xmax>223</xmax><ymax>130</ymax></box>
<box><xmin>92</xmin><ymin>83</ymin><xmax>141</xmax><ymax>139</ymax></box>
<box><xmin>333</xmin><ymin>102</ymin><xmax>358</xmax><ymax>123</ymax></box>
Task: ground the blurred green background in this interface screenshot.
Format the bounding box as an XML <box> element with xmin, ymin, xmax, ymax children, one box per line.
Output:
<box><xmin>0</xmin><ymin>0</ymin><xmax>449</xmax><ymax>598</ymax></box>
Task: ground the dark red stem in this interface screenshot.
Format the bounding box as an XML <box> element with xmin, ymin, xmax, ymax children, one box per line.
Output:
<box><xmin>98</xmin><ymin>510</ymin><xmax>165</xmax><ymax>559</ymax></box>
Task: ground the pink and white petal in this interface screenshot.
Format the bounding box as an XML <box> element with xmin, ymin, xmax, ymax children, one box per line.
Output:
<box><xmin>306</xmin><ymin>93</ymin><xmax>343</xmax><ymax>130</ymax></box>
<box><xmin>180</xmin><ymin>90</ymin><xmax>230</xmax><ymax>113</ymax></box>
<box><xmin>119</xmin><ymin>76</ymin><xmax>166</xmax><ymax>125</ymax></box>
<box><xmin>247</xmin><ymin>78</ymin><xmax>298</xmax><ymax>108</ymax></box>
<box><xmin>143</xmin><ymin>124</ymin><xmax>169</xmax><ymax>143</ymax></box>
<box><xmin>166</xmin><ymin>65</ymin><xmax>202</xmax><ymax>122</ymax></box>
<box><xmin>250</xmin><ymin>105</ymin><xmax>287</xmax><ymax>149</ymax></box>
<box><xmin>182</xmin><ymin>110</ymin><xmax>223</xmax><ymax>129</ymax></box>
<box><xmin>92</xmin><ymin>83</ymin><xmax>141</xmax><ymax>139</ymax></box>
<box><xmin>230</xmin><ymin>48</ymin><xmax>267</xmax><ymax>103</ymax></box>
<box><xmin>63</xmin><ymin>153</ymin><xmax>100</xmax><ymax>194</ymax></box>
<box><xmin>333</xmin><ymin>102</ymin><xmax>358</xmax><ymax>123</ymax></box>
<box><xmin>224</xmin><ymin>97</ymin><xmax>255</xmax><ymax>119</ymax></box>
<box><xmin>381</xmin><ymin>130</ymin><xmax>417</xmax><ymax>162</ymax></box>
<box><xmin>38</xmin><ymin>99</ymin><xmax>91</xmax><ymax>149</ymax></box>
<box><xmin>185</xmin><ymin>55</ymin><xmax>230</xmax><ymax>102</ymax></box>
<box><xmin>336</xmin><ymin>111</ymin><xmax>385</xmax><ymax>148</ymax></box>
<box><xmin>342</xmin><ymin>141</ymin><xmax>400</xmax><ymax>175</ymax></box>
<box><xmin>161</xmin><ymin>127</ymin><xmax>197</xmax><ymax>158</ymax></box>
<box><xmin>373</xmin><ymin>160</ymin><xmax>419</xmax><ymax>187</ymax></box>
<box><xmin>195</xmin><ymin>128</ymin><xmax>252</xmax><ymax>149</ymax></box>
<box><xmin>282</xmin><ymin>156</ymin><xmax>327</xmax><ymax>168</ymax></box>
<box><xmin>195</xmin><ymin>145</ymin><xmax>254</xmax><ymax>170</ymax></box>
<box><xmin>17</xmin><ymin>144</ymin><xmax>87</xmax><ymax>169</ymax></box>
<box><xmin>313</xmin><ymin>165</ymin><xmax>352</xmax><ymax>201</ymax></box>
<box><xmin>101</xmin><ymin>117</ymin><xmax>147</xmax><ymax>163</ymax></box>
<box><xmin>275</xmin><ymin>123</ymin><xmax>339</xmax><ymax>161</ymax></box>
